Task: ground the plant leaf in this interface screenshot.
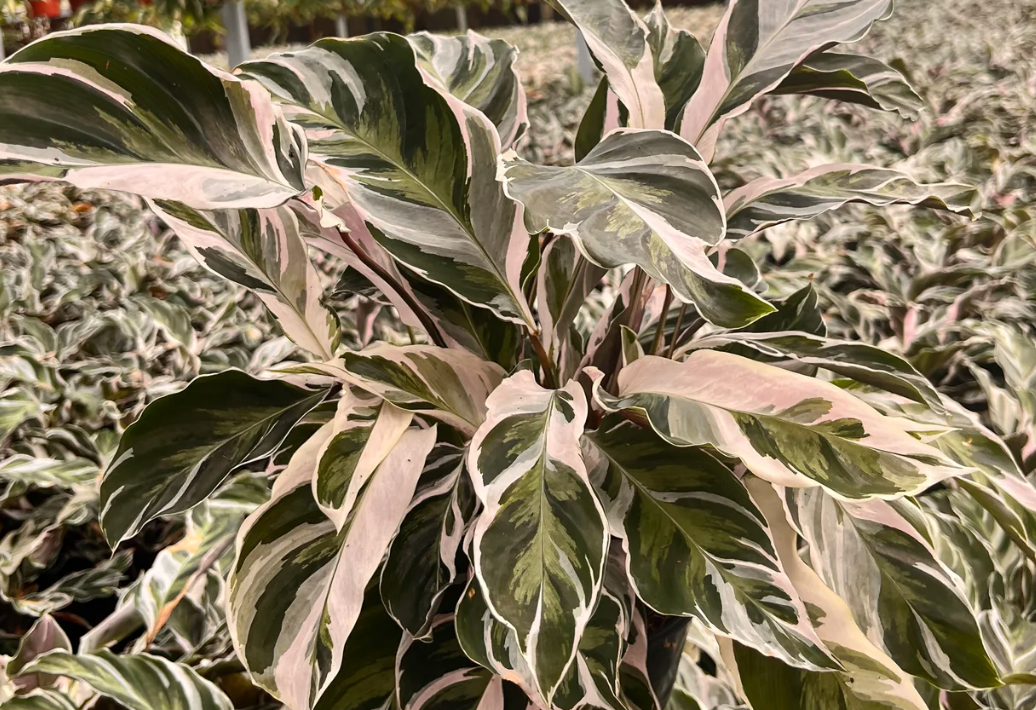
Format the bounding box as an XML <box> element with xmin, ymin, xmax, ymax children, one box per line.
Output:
<box><xmin>408</xmin><ymin>31</ymin><xmax>529</xmax><ymax>148</ymax></box>
<box><xmin>16</xmin><ymin>650</ymin><xmax>233</xmax><ymax>710</ymax></box>
<box><xmin>593</xmin><ymin>351</ymin><xmax>968</xmax><ymax>498</ymax></box>
<box><xmin>314</xmin><ymin>389</ymin><xmax>413</xmax><ymax>530</ymax></box>
<box><xmin>227</xmin><ymin>421</ymin><xmax>435</xmax><ymax>709</ymax></box>
<box><xmin>380</xmin><ymin>443</ymin><xmax>475</xmax><ymax>638</ymax></box>
<box><xmin>786</xmin><ymin>487</ymin><xmax>1001</xmax><ymax>689</ymax></box>
<box><xmin>644</xmin><ymin>3</ymin><xmax>706</xmax><ymax>132</ymax></box>
<box><xmin>544</xmin><ymin>0</ymin><xmax>665</xmax><ymax>129</ymax></box>
<box><xmin>302</xmin><ymin>344</ymin><xmax>505</xmax><ymax>435</ymax></box>
<box><xmin>468</xmin><ymin>371</ymin><xmax>608</xmax><ymax>702</ymax></box>
<box><xmin>99</xmin><ymin>370</ymin><xmax>325</xmax><ymax>546</ymax></box>
<box><xmin>731</xmin><ymin>478</ymin><xmax>929</xmax><ymax>710</ymax></box>
<box><xmin>0</xmin><ymin>25</ymin><xmax>306</xmax><ymax>209</ymax></box>
<box><xmin>585</xmin><ymin>421</ymin><xmax>834</xmax><ymax>671</ymax></box>
<box><xmin>312</xmin><ymin>584</ymin><xmax>403</xmax><ymax>710</ymax></box>
<box><xmin>240</xmin><ymin>34</ymin><xmax>534</xmax><ymax>325</ymax></box>
<box><xmin>149</xmin><ymin>201</ymin><xmax>339</xmax><ymax>359</ymax></box>
<box><xmin>724</xmin><ymin>165</ymin><xmax>976</xmax><ymax>240</ymax></box>
<box><xmin>502</xmin><ymin>129</ymin><xmax>774</xmax><ymax>328</ymax></box>
<box><xmin>773</xmin><ymin>52</ymin><xmax>923</xmax><ymax>118</ymax></box>
<box><xmin>681</xmin><ymin>0</ymin><xmax>895</xmax><ymax>160</ymax></box>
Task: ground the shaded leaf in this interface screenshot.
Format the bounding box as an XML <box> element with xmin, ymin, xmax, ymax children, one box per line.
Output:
<box><xmin>99</xmin><ymin>370</ymin><xmax>325</xmax><ymax>546</ymax></box>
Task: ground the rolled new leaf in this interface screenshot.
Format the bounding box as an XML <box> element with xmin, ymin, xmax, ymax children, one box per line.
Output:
<box><xmin>468</xmin><ymin>371</ymin><xmax>608</xmax><ymax>704</ymax></box>
<box><xmin>0</xmin><ymin>25</ymin><xmax>306</xmax><ymax>209</ymax></box>
<box><xmin>239</xmin><ymin>34</ymin><xmax>535</xmax><ymax>326</ymax></box>
<box><xmin>408</xmin><ymin>31</ymin><xmax>529</xmax><ymax>148</ymax></box>
<box><xmin>149</xmin><ymin>201</ymin><xmax>340</xmax><ymax>360</ymax></box>
<box><xmin>593</xmin><ymin>351</ymin><xmax>969</xmax><ymax>499</ymax></box>
<box><xmin>724</xmin><ymin>164</ymin><xmax>976</xmax><ymax>239</ymax></box>
<box><xmin>228</xmin><ymin>421</ymin><xmax>435</xmax><ymax>710</ymax></box>
<box><xmin>680</xmin><ymin>0</ymin><xmax>895</xmax><ymax>160</ymax></box>
<box><xmin>584</xmin><ymin>421</ymin><xmax>835</xmax><ymax>671</ymax></box>
<box><xmin>99</xmin><ymin>370</ymin><xmax>325</xmax><ymax>546</ymax></box>
<box><xmin>15</xmin><ymin>650</ymin><xmax>233</xmax><ymax>710</ymax></box>
<box><xmin>773</xmin><ymin>52</ymin><xmax>924</xmax><ymax>118</ymax></box>
<box><xmin>502</xmin><ymin>129</ymin><xmax>774</xmax><ymax>328</ymax></box>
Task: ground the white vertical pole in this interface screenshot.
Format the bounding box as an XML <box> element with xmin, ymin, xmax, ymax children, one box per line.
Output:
<box><xmin>576</xmin><ymin>31</ymin><xmax>594</xmax><ymax>85</ymax></box>
<box><xmin>335</xmin><ymin>13</ymin><xmax>349</xmax><ymax>38</ymax></box>
<box><xmin>455</xmin><ymin>4</ymin><xmax>468</xmax><ymax>31</ymax></box>
<box><xmin>0</xmin><ymin>29</ymin><xmax>6</xmax><ymax>61</ymax></box>
<box><xmin>221</xmin><ymin>0</ymin><xmax>250</xmax><ymax>68</ymax></box>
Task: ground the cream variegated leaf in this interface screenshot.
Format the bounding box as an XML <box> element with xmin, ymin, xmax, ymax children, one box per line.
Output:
<box><xmin>15</xmin><ymin>650</ymin><xmax>233</xmax><ymax>710</ymax></box>
<box><xmin>537</xmin><ymin>236</ymin><xmax>607</xmax><ymax>382</ymax></box>
<box><xmin>724</xmin><ymin>165</ymin><xmax>976</xmax><ymax>240</ymax></box>
<box><xmin>297</xmin><ymin>344</ymin><xmax>505</xmax><ymax>435</ymax></box>
<box><xmin>785</xmin><ymin>487</ymin><xmax>1001</xmax><ymax>690</ymax></box>
<box><xmin>314</xmin><ymin>389</ymin><xmax>413</xmax><ymax>530</ymax></box>
<box><xmin>544</xmin><ymin>0</ymin><xmax>665</xmax><ymax>129</ymax></box>
<box><xmin>593</xmin><ymin>352</ymin><xmax>968</xmax><ymax>499</ymax></box>
<box><xmin>643</xmin><ymin>3</ymin><xmax>706</xmax><ymax>132</ymax></box>
<box><xmin>240</xmin><ymin>34</ymin><xmax>534</xmax><ymax>326</ymax></box>
<box><xmin>396</xmin><ymin>613</ymin><xmax>532</xmax><ymax>710</ymax></box>
<box><xmin>149</xmin><ymin>200</ymin><xmax>339</xmax><ymax>360</ymax></box>
<box><xmin>468</xmin><ymin>372</ymin><xmax>608</xmax><ymax>703</ymax></box>
<box><xmin>502</xmin><ymin>129</ymin><xmax>774</xmax><ymax>328</ymax></box>
<box><xmin>584</xmin><ymin>421</ymin><xmax>835</xmax><ymax>671</ymax></box>
<box><xmin>408</xmin><ymin>31</ymin><xmax>529</xmax><ymax>148</ymax></box>
<box><xmin>227</xmin><ymin>421</ymin><xmax>435</xmax><ymax>710</ymax></box>
<box><xmin>773</xmin><ymin>52</ymin><xmax>924</xmax><ymax>118</ymax></box>
<box><xmin>0</xmin><ymin>25</ymin><xmax>306</xmax><ymax>209</ymax></box>
<box><xmin>732</xmin><ymin>478</ymin><xmax>929</xmax><ymax>710</ymax></box>
<box><xmin>381</xmin><ymin>444</ymin><xmax>476</xmax><ymax>638</ymax></box>
<box><xmin>681</xmin><ymin>0</ymin><xmax>895</xmax><ymax>160</ymax></box>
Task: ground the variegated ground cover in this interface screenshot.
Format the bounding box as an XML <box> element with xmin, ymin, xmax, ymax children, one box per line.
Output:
<box><xmin>0</xmin><ymin>0</ymin><xmax>1034</xmax><ymax>709</ymax></box>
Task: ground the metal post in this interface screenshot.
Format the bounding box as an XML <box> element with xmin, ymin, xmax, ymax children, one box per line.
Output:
<box><xmin>335</xmin><ymin>13</ymin><xmax>349</xmax><ymax>38</ymax></box>
<box><xmin>576</xmin><ymin>31</ymin><xmax>594</xmax><ymax>86</ymax></box>
<box><xmin>0</xmin><ymin>28</ymin><xmax>6</xmax><ymax>61</ymax></box>
<box><xmin>455</xmin><ymin>4</ymin><xmax>468</xmax><ymax>32</ymax></box>
<box><xmin>220</xmin><ymin>0</ymin><xmax>250</xmax><ymax>68</ymax></box>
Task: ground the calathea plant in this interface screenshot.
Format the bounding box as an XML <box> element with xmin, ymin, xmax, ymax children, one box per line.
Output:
<box><xmin>1</xmin><ymin>0</ymin><xmax>1034</xmax><ymax>708</ymax></box>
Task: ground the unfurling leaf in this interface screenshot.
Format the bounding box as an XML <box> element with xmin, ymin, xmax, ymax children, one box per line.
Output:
<box><xmin>0</xmin><ymin>25</ymin><xmax>306</xmax><ymax>209</ymax></box>
<box><xmin>469</xmin><ymin>372</ymin><xmax>608</xmax><ymax>703</ymax></box>
<box><xmin>593</xmin><ymin>352</ymin><xmax>968</xmax><ymax>498</ymax></box>
<box><xmin>99</xmin><ymin>370</ymin><xmax>325</xmax><ymax>546</ymax></box>
<box><xmin>502</xmin><ymin>129</ymin><xmax>774</xmax><ymax>328</ymax></box>
<box><xmin>227</xmin><ymin>421</ymin><xmax>435</xmax><ymax>709</ymax></box>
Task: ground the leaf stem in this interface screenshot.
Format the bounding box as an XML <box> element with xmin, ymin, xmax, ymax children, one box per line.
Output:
<box><xmin>339</xmin><ymin>229</ymin><xmax>448</xmax><ymax>349</ymax></box>
<box><xmin>528</xmin><ymin>329</ymin><xmax>559</xmax><ymax>389</ymax></box>
<box><xmin>666</xmin><ymin>304</ymin><xmax>687</xmax><ymax>358</ymax></box>
<box><xmin>650</xmin><ymin>285</ymin><xmax>673</xmax><ymax>355</ymax></box>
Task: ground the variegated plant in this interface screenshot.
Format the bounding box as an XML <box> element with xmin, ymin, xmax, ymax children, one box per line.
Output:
<box><xmin>2</xmin><ymin>1</ymin><xmax>1033</xmax><ymax>709</ymax></box>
